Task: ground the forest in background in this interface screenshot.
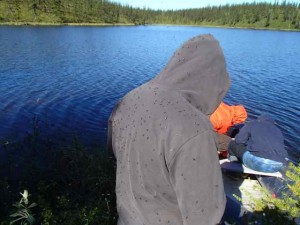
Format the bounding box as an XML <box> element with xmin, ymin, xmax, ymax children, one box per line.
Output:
<box><xmin>0</xmin><ymin>0</ymin><xmax>299</xmax><ymax>30</ymax></box>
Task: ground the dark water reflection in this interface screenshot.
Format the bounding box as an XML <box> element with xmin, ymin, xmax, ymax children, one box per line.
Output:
<box><xmin>0</xmin><ymin>26</ymin><xmax>299</xmax><ymax>160</ymax></box>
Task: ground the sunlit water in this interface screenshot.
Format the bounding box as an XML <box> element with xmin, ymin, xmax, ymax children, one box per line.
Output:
<box><xmin>0</xmin><ymin>26</ymin><xmax>299</xmax><ymax>160</ymax></box>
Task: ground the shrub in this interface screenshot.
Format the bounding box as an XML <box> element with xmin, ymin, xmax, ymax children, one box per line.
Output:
<box><xmin>245</xmin><ymin>163</ymin><xmax>300</xmax><ymax>225</ymax></box>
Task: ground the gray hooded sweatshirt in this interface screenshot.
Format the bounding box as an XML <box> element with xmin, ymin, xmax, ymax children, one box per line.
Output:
<box><xmin>108</xmin><ymin>34</ymin><xmax>230</xmax><ymax>225</ymax></box>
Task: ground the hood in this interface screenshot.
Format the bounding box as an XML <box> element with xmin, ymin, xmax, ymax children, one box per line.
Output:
<box><xmin>232</xmin><ymin>105</ymin><xmax>248</xmax><ymax>124</ymax></box>
<box><xmin>153</xmin><ymin>34</ymin><xmax>230</xmax><ymax>115</ymax></box>
<box><xmin>257</xmin><ymin>114</ymin><xmax>275</xmax><ymax>123</ymax></box>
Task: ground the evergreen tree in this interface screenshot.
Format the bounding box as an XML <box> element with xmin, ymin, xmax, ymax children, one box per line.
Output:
<box><xmin>0</xmin><ymin>0</ymin><xmax>299</xmax><ymax>30</ymax></box>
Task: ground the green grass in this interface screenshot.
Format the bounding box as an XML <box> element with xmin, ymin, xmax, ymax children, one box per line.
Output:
<box><xmin>0</xmin><ymin>128</ymin><xmax>117</xmax><ymax>225</ymax></box>
<box><xmin>0</xmin><ymin>21</ymin><xmax>134</xmax><ymax>26</ymax></box>
<box><xmin>1</xmin><ymin>122</ymin><xmax>299</xmax><ymax>224</ymax></box>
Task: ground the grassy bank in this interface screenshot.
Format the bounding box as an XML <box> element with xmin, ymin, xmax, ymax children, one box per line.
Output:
<box><xmin>2</xmin><ymin>139</ymin><xmax>300</xmax><ymax>225</ymax></box>
<box><xmin>0</xmin><ymin>132</ymin><xmax>117</xmax><ymax>225</ymax></box>
<box><xmin>0</xmin><ymin>22</ymin><xmax>135</xmax><ymax>26</ymax></box>
<box><xmin>152</xmin><ymin>22</ymin><xmax>300</xmax><ymax>32</ymax></box>
<box><xmin>1</xmin><ymin>125</ymin><xmax>300</xmax><ymax>224</ymax></box>
<box><xmin>1</xmin><ymin>21</ymin><xmax>299</xmax><ymax>32</ymax></box>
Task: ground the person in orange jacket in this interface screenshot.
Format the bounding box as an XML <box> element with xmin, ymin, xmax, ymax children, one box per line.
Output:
<box><xmin>210</xmin><ymin>102</ymin><xmax>247</xmax><ymax>157</ymax></box>
<box><xmin>210</xmin><ymin>101</ymin><xmax>247</xmax><ymax>135</ymax></box>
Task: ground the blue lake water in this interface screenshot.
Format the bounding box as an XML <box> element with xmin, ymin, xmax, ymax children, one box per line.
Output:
<box><xmin>0</xmin><ymin>25</ymin><xmax>299</xmax><ymax>160</ymax></box>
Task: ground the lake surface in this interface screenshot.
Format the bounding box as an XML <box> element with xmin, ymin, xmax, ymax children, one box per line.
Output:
<box><xmin>0</xmin><ymin>25</ymin><xmax>299</xmax><ymax>160</ymax></box>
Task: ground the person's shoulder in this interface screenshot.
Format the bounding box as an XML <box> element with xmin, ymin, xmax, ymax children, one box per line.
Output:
<box><xmin>172</xmin><ymin>110</ymin><xmax>213</xmax><ymax>136</ymax></box>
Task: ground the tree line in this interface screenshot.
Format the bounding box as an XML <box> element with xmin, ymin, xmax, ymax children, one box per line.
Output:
<box><xmin>0</xmin><ymin>0</ymin><xmax>299</xmax><ymax>30</ymax></box>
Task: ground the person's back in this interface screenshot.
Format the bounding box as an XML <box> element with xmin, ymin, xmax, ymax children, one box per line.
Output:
<box><xmin>108</xmin><ymin>34</ymin><xmax>229</xmax><ymax>225</ymax></box>
<box><xmin>235</xmin><ymin>115</ymin><xmax>287</xmax><ymax>163</ymax></box>
<box><xmin>110</xmin><ymin>82</ymin><xmax>224</xmax><ymax>225</ymax></box>
<box><xmin>234</xmin><ymin>115</ymin><xmax>289</xmax><ymax>198</ymax></box>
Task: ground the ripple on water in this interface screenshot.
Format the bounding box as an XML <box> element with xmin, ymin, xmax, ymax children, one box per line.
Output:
<box><xmin>0</xmin><ymin>26</ymin><xmax>299</xmax><ymax>158</ymax></box>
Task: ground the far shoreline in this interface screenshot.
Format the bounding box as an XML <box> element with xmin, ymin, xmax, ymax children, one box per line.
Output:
<box><xmin>0</xmin><ymin>22</ymin><xmax>135</xmax><ymax>26</ymax></box>
<box><xmin>1</xmin><ymin>21</ymin><xmax>300</xmax><ymax>32</ymax></box>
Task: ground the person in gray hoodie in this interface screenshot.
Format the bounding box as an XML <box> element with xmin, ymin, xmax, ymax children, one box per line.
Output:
<box><xmin>108</xmin><ymin>34</ymin><xmax>230</xmax><ymax>225</ymax></box>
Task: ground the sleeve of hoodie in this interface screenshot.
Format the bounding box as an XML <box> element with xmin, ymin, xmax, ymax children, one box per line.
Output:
<box><xmin>107</xmin><ymin>114</ymin><xmax>113</xmax><ymax>156</ymax></box>
<box><xmin>169</xmin><ymin>130</ymin><xmax>226</xmax><ymax>225</ymax></box>
<box><xmin>107</xmin><ymin>102</ymin><xmax>121</xmax><ymax>159</ymax></box>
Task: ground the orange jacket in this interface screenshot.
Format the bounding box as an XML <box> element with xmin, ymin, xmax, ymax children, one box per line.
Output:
<box><xmin>210</xmin><ymin>102</ymin><xmax>247</xmax><ymax>134</ymax></box>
